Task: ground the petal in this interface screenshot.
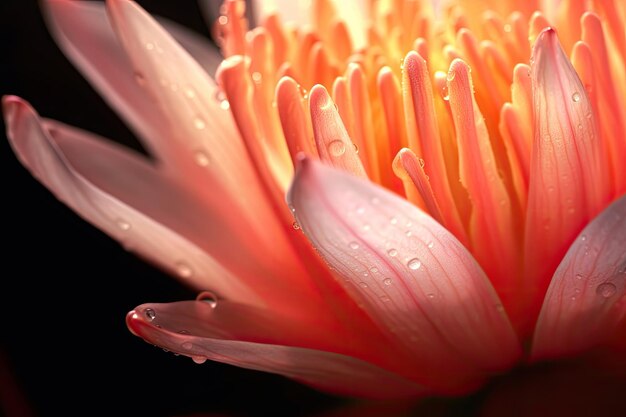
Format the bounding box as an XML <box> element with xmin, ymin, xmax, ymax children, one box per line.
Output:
<box><xmin>43</xmin><ymin>0</ymin><xmax>221</xmax><ymax>163</ymax></box>
<box><xmin>524</xmin><ymin>28</ymin><xmax>613</xmax><ymax>326</ymax></box>
<box><xmin>287</xmin><ymin>158</ymin><xmax>521</xmax><ymax>391</ymax></box>
<box><xmin>126</xmin><ymin>300</ymin><xmax>426</xmax><ymax>399</ymax></box>
<box><xmin>531</xmin><ymin>195</ymin><xmax>626</xmax><ymax>361</ymax></box>
<box><xmin>3</xmin><ymin>97</ymin><xmax>330</xmax><ymax>320</ymax></box>
<box><xmin>2</xmin><ymin>96</ymin><xmax>260</xmax><ymax>304</ymax></box>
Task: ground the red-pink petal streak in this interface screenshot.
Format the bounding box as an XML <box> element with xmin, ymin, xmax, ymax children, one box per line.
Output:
<box><xmin>287</xmin><ymin>158</ymin><xmax>520</xmax><ymax>392</ymax></box>
<box><xmin>126</xmin><ymin>300</ymin><xmax>426</xmax><ymax>399</ymax></box>
<box><xmin>524</xmin><ymin>28</ymin><xmax>612</xmax><ymax>330</ymax></box>
<box><xmin>531</xmin><ymin>195</ymin><xmax>626</xmax><ymax>361</ymax></box>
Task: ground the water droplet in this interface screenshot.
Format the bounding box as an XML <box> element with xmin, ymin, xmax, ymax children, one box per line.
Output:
<box><xmin>427</xmin><ymin>293</ymin><xmax>435</xmax><ymax>299</ymax></box>
<box><xmin>596</xmin><ymin>282</ymin><xmax>616</xmax><ymax>298</ymax></box>
<box><xmin>405</xmin><ymin>230</ymin><xmax>412</xmax><ymax>237</ymax></box>
<box><xmin>193</xmin><ymin>117</ymin><xmax>206</xmax><ymax>130</ymax></box>
<box><xmin>418</xmin><ymin>158</ymin><xmax>425</xmax><ymax>168</ymax></box>
<box><xmin>358</xmin><ymin>282</ymin><xmax>368</xmax><ymax>288</ymax></box>
<box><xmin>176</xmin><ymin>262</ymin><xmax>193</xmax><ymax>278</ymax></box>
<box><xmin>503</xmin><ymin>24</ymin><xmax>512</xmax><ymax>32</ymax></box>
<box><xmin>427</xmin><ymin>241</ymin><xmax>434</xmax><ymax>248</ymax></box>
<box><xmin>196</xmin><ymin>291</ymin><xmax>218</xmax><ymax>308</ymax></box>
<box><xmin>194</xmin><ymin>151</ymin><xmax>210</xmax><ymax>167</ymax></box>
<box><xmin>571</xmin><ymin>92</ymin><xmax>581</xmax><ymax>102</ymax></box>
<box><xmin>576</xmin><ymin>274</ymin><xmax>583</xmax><ymax>280</ymax></box>
<box><xmin>178</xmin><ymin>330</ymin><xmax>190</xmax><ymax>335</ymax></box>
<box><xmin>145</xmin><ymin>308</ymin><xmax>156</xmax><ymax>321</ymax></box>
<box><xmin>214</xmin><ymin>90</ymin><xmax>230</xmax><ymax>110</ymax></box>
<box><xmin>192</xmin><ymin>356</ymin><xmax>207</xmax><ymax>364</ymax></box>
<box><xmin>134</xmin><ymin>72</ymin><xmax>146</xmax><ymax>86</ymax></box>
<box><xmin>380</xmin><ymin>295</ymin><xmax>390</xmax><ymax>302</ymax></box>
<box><xmin>184</xmin><ymin>87</ymin><xmax>196</xmax><ymax>99</ymax></box>
<box><xmin>442</xmin><ymin>85</ymin><xmax>449</xmax><ymax>101</ymax></box>
<box><xmin>387</xmin><ymin>248</ymin><xmax>398</xmax><ymax>257</ymax></box>
<box><xmin>328</xmin><ymin>140</ymin><xmax>346</xmax><ymax>156</ymax></box>
<box><xmin>145</xmin><ymin>42</ymin><xmax>155</xmax><ymax>51</ymax></box>
<box><xmin>370</xmin><ymin>267</ymin><xmax>379</xmax><ymax>273</ymax></box>
<box><xmin>407</xmin><ymin>258</ymin><xmax>422</xmax><ymax>270</ymax></box>
<box><xmin>292</xmin><ymin>221</ymin><xmax>300</xmax><ymax>230</ymax></box>
<box><xmin>353</xmin><ymin>142</ymin><xmax>359</xmax><ymax>153</ymax></box>
<box><xmin>362</xmin><ymin>224</ymin><xmax>371</xmax><ymax>232</ymax></box>
<box><xmin>390</xmin><ymin>217</ymin><xmax>398</xmax><ymax>225</ymax></box>
<box><xmin>349</xmin><ymin>241</ymin><xmax>360</xmax><ymax>250</ymax></box>
<box><xmin>383</xmin><ymin>278</ymin><xmax>392</xmax><ymax>286</ymax></box>
<box><xmin>181</xmin><ymin>341</ymin><xmax>193</xmax><ymax>350</ymax></box>
<box><xmin>581</xmin><ymin>235</ymin><xmax>587</xmax><ymax>241</ymax></box>
<box><xmin>251</xmin><ymin>71</ymin><xmax>262</xmax><ymax>84</ymax></box>
<box><xmin>356</xmin><ymin>206</ymin><xmax>365</xmax><ymax>215</ymax></box>
<box><xmin>116</xmin><ymin>219</ymin><xmax>131</xmax><ymax>231</ymax></box>
<box><xmin>446</xmin><ymin>71</ymin><xmax>455</xmax><ymax>82</ymax></box>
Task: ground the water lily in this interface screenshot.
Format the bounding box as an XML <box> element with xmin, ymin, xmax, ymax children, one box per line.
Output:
<box><xmin>4</xmin><ymin>0</ymin><xmax>625</xmax><ymax>400</ymax></box>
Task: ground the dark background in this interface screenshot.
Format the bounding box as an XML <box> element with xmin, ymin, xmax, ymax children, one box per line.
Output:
<box><xmin>2</xmin><ymin>1</ymin><xmax>625</xmax><ymax>417</ymax></box>
<box><xmin>0</xmin><ymin>1</ymin><xmax>342</xmax><ymax>416</ymax></box>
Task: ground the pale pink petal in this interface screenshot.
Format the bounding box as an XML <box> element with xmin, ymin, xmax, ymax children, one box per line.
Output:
<box><xmin>2</xmin><ymin>96</ymin><xmax>260</xmax><ymax>304</ymax></box>
<box><xmin>3</xmin><ymin>97</ymin><xmax>333</xmax><ymax>321</ymax></box>
<box><xmin>154</xmin><ymin>17</ymin><xmax>223</xmax><ymax>77</ymax></box>
<box><xmin>287</xmin><ymin>158</ymin><xmax>521</xmax><ymax>392</ymax></box>
<box><xmin>126</xmin><ymin>299</ymin><xmax>426</xmax><ymax>399</ymax></box>
<box><xmin>43</xmin><ymin>0</ymin><xmax>221</xmax><ymax>161</ymax></box>
<box><xmin>531</xmin><ymin>195</ymin><xmax>626</xmax><ymax>361</ymax></box>
<box><xmin>524</xmin><ymin>28</ymin><xmax>613</xmax><ymax>326</ymax></box>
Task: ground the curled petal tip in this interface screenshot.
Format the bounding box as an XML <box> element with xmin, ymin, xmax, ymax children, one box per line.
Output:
<box><xmin>125</xmin><ymin>310</ymin><xmax>141</xmax><ymax>337</ymax></box>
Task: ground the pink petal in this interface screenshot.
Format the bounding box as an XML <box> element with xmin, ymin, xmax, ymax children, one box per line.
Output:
<box><xmin>3</xmin><ymin>97</ymin><xmax>331</xmax><ymax>320</ymax></box>
<box><xmin>287</xmin><ymin>158</ymin><xmax>521</xmax><ymax>392</ymax></box>
<box><xmin>531</xmin><ymin>195</ymin><xmax>626</xmax><ymax>360</ymax></box>
<box><xmin>126</xmin><ymin>299</ymin><xmax>426</xmax><ymax>399</ymax></box>
<box><xmin>2</xmin><ymin>96</ymin><xmax>259</xmax><ymax>304</ymax></box>
<box><xmin>524</xmin><ymin>28</ymin><xmax>613</xmax><ymax>327</ymax></box>
<box><xmin>43</xmin><ymin>0</ymin><xmax>221</xmax><ymax>164</ymax></box>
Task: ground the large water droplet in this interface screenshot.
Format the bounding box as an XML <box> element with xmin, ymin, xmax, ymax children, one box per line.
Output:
<box><xmin>328</xmin><ymin>140</ymin><xmax>346</xmax><ymax>157</ymax></box>
<box><xmin>192</xmin><ymin>356</ymin><xmax>207</xmax><ymax>364</ymax></box>
<box><xmin>196</xmin><ymin>291</ymin><xmax>218</xmax><ymax>308</ymax></box>
<box><xmin>145</xmin><ymin>308</ymin><xmax>156</xmax><ymax>321</ymax></box>
<box><xmin>571</xmin><ymin>92</ymin><xmax>581</xmax><ymax>102</ymax></box>
<box><xmin>176</xmin><ymin>262</ymin><xmax>193</xmax><ymax>278</ymax></box>
<box><xmin>407</xmin><ymin>258</ymin><xmax>422</xmax><ymax>270</ymax></box>
<box><xmin>596</xmin><ymin>282</ymin><xmax>616</xmax><ymax>298</ymax></box>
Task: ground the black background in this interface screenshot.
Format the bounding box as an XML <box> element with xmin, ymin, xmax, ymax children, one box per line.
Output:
<box><xmin>2</xmin><ymin>1</ymin><xmax>626</xmax><ymax>417</ymax></box>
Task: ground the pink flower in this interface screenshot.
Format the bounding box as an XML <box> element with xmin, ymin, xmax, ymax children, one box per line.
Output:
<box><xmin>4</xmin><ymin>0</ymin><xmax>625</xmax><ymax>399</ymax></box>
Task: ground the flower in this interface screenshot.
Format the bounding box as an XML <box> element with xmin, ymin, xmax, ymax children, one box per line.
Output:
<box><xmin>3</xmin><ymin>0</ymin><xmax>625</xmax><ymax>400</ymax></box>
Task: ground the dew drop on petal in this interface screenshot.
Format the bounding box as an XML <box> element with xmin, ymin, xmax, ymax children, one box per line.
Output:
<box><xmin>144</xmin><ymin>308</ymin><xmax>156</xmax><ymax>321</ymax></box>
<box><xmin>134</xmin><ymin>72</ymin><xmax>146</xmax><ymax>86</ymax></box>
<box><xmin>383</xmin><ymin>278</ymin><xmax>392</xmax><ymax>286</ymax></box>
<box><xmin>181</xmin><ymin>341</ymin><xmax>193</xmax><ymax>350</ymax></box>
<box><xmin>407</xmin><ymin>258</ymin><xmax>422</xmax><ymax>270</ymax></box>
<box><xmin>292</xmin><ymin>221</ymin><xmax>300</xmax><ymax>230</ymax></box>
<box><xmin>353</xmin><ymin>142</ymin><xmax>359</xmax><ymax>154</ymax></box>
<box><xmin>177</xmin><ymin>330</ymin><xmax>190</xmax><ymax>335</ymax></box>
<box><xmin>390</xmin><ymin>216</ymin><xmax>398</xmax><ymax>225</ymax></box>
<box><xmin>193</xmin><ymin>117</ymin><xmax>206</xmax><ymax>130</ymax></box>
<box><xmin>176</xmin><ymin>262</ymin><xmax>193</xmax><ymax>278</ymax></box>
<box><xmin>349</xmin><ymin>241</ymin><xmax>360</xmax><ymax>249</ymax></box>
<box><xmin>194</xmin><ymin>151</ymin><xmax>210</xmax><ymax>167</ymax></box>
<box><xmin>596</xmin><ymin>282</ymin><xmax>617</xmax><ymax>299</ymax></box>
<box><xmin>328</xmin><ymin>140</ymin><xmax>346</xmax><ymax>156</ymax></box>
<box><xmin>196</xmin><ymin>291</ymin><xmax>218</xmax><ymax>308</ymax></box>
<box><xmin>192</xmin><ymin>356</ymin><xmax>207</xmax><ymax>364</ymax></box>
<box><xmin>427</xmin><ymin>293</ymin><xmax>435</xmax><ymax>299</ymax></box>
<box><xmin>571</xmin><ymin>92</ymin><xmax>581</xmax><ymax>102</ymax></box>
<box><xmin>427</xmin><ymin>241</ymin><xmax>434</xmax><ymax>248</ymax></box>
<box><xmin>388</xmin><ymin>248</ymin><xmax>398</xmax><ymax>257</ymax></box>
<box><xmin>358</xmin><ymin>282</ymin><xmax>368</xmax><ymax>288</ymax></box>
<box><xmin>116</xmin><ymin>219</ymin><xmax>131</xmax><ymax>231</ymax></box>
